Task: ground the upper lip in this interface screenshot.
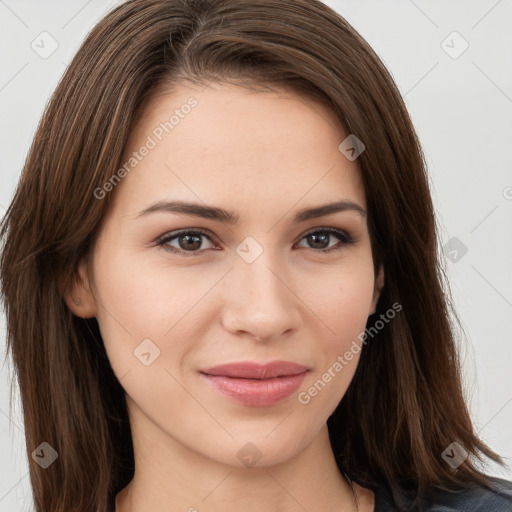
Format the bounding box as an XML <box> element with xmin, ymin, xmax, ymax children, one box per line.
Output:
<box><xmin>200</xmin><ymin>360</ymin><xmax>309</xmax><ymax>379</ymax></box>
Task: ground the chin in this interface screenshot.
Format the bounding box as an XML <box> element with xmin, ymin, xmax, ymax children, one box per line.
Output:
<box><xmin>203</xmin><ymin>424</ymin><xmax>315</xmax><ymax>469</ymax></box>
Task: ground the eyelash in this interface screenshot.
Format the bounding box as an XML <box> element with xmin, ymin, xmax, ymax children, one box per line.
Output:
<box><xmin>155</xmin><ymin>227</ymin><xmax>356</xmax><ymax>257</ymax></box>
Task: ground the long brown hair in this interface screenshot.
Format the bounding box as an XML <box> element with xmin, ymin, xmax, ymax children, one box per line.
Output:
<box><xmin>0</xmin><ymin>1</ymin><xmax>507</xmax><ymax>511</ymax></box>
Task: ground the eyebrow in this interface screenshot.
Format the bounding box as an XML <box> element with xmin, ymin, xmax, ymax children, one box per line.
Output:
<box><xmin>136</xmin><ymin>199</ymin><xmax>367</xmax><ymax>224</ymax></box>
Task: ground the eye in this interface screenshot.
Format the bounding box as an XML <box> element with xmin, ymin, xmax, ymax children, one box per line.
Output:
<box><xmin>296</xmin><ymin>228</ymin><xmax>355</xmax><ymax>253</ymax></box>
<box><xmin>156</xmin><ymin>228</ymin><xmax>216</xmax><ymax>256</ymax></box>
<box><xmin>155</xmin><ymin>227</ymin><xmax>355</xmax><ymax>256</ymax></box>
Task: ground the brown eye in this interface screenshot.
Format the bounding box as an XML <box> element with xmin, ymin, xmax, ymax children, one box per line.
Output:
<box><xmin>156</xmin><ymin>227</ymin><xmax>355</xmax><ymax>257</ymax></box>
<box><xmin>297</xmin><ymin>228</ymin><xmax>355</xmax><ymax>253</ymax></box>
<box><xmin>157</xmin><ymin>229</ymin><xmax>215</xmax><ymax>256</ymax></box>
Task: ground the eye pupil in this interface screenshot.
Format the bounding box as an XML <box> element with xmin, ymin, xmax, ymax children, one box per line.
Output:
<box><xmin>308</xmin><ymin>232</ymin><xmax>330</xmax><ymax>249</ymax></box>
<box><xmin>180</xmin><ymin>234</ymin><xmax>202</xmax><ymax>251</ymax></box>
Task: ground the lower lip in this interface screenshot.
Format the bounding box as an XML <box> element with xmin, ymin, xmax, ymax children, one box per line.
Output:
<box><xmin>201</xmin><ymin>372</ymin><xmax>308</xmax><ymax>407</ymax></box>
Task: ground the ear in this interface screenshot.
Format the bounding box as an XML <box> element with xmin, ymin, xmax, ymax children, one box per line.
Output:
<box><xmin>369</xmin><ymin>264</ymin><xmax>385</xmax><ymax>316</ymax></box>
<box><xmin>61</xmin><ymin>260</ymin><xmax>97</xmax><ymax>318</ymax></box>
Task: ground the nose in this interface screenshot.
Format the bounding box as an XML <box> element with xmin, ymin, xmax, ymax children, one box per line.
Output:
<box><xmin>220</xmin><ymin>252</ymin><xmax>301</xmax><ymax>343</ymax></box>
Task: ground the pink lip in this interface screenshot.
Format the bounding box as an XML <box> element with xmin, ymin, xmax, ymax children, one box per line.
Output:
<box><xmin>200</xmin><ymin>361</ymin><xmax>310</xmax><ymax>407</ymax></box>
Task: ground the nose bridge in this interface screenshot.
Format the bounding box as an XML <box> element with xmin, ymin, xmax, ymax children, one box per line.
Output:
<box><xmin>222</xmin><ymin>240</ymin><xmax>299</xmax><ymax>339</ymax></box>
<box><xmin>239</xmin><ymin>253</ymin><xmax>283</xmax><ymax>302</ymax></box>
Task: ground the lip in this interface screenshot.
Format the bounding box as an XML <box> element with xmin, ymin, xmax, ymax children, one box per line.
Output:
<box><xmin>200</xmin><ymin>361</ymin><xmax>310</xmax><ymax>407</ymax></box>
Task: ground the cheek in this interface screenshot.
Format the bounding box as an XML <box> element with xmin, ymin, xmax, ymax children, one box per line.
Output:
<box><xmin>305</xmin><ymin>259</ymin><xmax>376</xmax><ymax>342</ymax></box>
<box><xmin>90</xmin><ymin>246</ymin><xmax>203</xmax><ymax>377</ymax></box>
<box><xmin>298</xmin><ymin>260</ymin><xmax>375</xmax><ymax>403</ymax></box>
<box><xmin>333</xmin><ymin>277</ymin><xmax>374</xmax><ymax>342</ymax></box>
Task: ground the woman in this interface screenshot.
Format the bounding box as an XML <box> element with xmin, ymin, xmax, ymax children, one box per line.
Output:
<box><xmin>1</xmin><ymin>1</ymin><xmax>511</xmax><ymax>511</ymax></box>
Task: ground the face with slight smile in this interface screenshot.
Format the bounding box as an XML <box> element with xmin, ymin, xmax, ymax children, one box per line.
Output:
<box><xmin>70</xmin><ymin>81</ymin><xmax>384</xmax><ymax>468</ymax></box>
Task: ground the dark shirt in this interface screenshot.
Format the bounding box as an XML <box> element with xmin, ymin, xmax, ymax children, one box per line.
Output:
<box><xmin>373</xmin><ymin>476</ymin><xmax>512</xmax><ymax>511</ymax></box>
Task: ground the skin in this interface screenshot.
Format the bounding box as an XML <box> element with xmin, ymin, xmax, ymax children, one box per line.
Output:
<box><xmin>65</xmin><ymin>82</ymin><xmax>384</xmax><ymax>512</ymax></box>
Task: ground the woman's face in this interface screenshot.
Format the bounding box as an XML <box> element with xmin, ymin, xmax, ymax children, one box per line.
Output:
<box><xmin>70</xmin><ymin>82</ymin><xmax>383</xmax><ymax>467</ymax></box>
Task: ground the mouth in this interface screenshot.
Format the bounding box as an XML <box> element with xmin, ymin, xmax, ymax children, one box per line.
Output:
<box><xmin>199</xmin><ymin>361</ymin><xmax>310</xmax><ymax>407</ymax></box>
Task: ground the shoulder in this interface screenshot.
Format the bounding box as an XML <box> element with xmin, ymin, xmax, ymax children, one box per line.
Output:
<box><xmin>423</xmin><ymin>476</ymin><xmax>512</xmax><ymax>512</ymax></box>
<box><xmin>374</xmin><ymin>476</ymin><xmax>512</xmax><ymax>512</ymax></box>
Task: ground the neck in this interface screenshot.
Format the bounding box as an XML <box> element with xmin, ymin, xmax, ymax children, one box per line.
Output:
<box><xmin>115</xmin><ymin>399</ymin><xmax>372</xmax><ymax>512</ymax></box>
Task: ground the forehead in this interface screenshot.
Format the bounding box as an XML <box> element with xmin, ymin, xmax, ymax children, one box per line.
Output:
<box><xmin>112</xmin><ymin>81</ymin><xmax>366</xmax><ymax>216</ymax></box>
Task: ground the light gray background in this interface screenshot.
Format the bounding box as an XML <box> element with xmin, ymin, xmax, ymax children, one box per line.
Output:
<box><xmin>1</xmin><ymin>0</ymin><xmax>511</xmax><ymax>510</ymax></box>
